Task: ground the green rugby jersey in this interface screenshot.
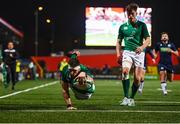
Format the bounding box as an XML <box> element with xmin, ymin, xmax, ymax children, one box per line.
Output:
<box><xmin>61</xmin><ymin>64</ymin><xmax>94</xmax><ymax>94</ymax></box>
<box><xmin>118</xmin><ymin>20</ymin><xmax>150</xmax><ymax>51</ymax></box>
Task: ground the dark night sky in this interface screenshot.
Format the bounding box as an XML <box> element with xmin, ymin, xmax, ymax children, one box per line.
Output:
<box><xmin>0</xmin><ymin>0</ymin><xmax>180</xmax><ymax>57</ymax></box>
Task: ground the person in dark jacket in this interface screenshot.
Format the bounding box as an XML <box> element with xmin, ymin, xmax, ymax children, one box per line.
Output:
<box><xmin>3</xmin><ymin>41</ymin><xmax>19</xmax><ymax>90</ymax></box>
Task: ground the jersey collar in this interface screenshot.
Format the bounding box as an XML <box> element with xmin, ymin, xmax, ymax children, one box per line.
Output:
<box><xmin>162</xmin><ymin>40</ymin><xmax>169</xmax><ymax>44</ymax></box>
<box><xmin>127</xmin><ymin>19</ymin><xmax>138</xmax><ymax>25</ymax></box>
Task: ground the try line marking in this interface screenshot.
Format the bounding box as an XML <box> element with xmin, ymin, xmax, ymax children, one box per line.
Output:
<box><xmin>3</xmin><ymin>109</ymin><xmax>180</xmax><ymax>113</ymax></box>
<box><xmin>0</xmin><ymin>81</ymin><xmax>59</xmax><ymax>99</ymax></box>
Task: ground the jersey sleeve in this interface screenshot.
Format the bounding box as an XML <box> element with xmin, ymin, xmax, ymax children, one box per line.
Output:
<box><xmin>117</xmin><ymin>25</ymin><xmax>124</xmax><ymax>42</ymax></box>
<box><xmin>171</xmin><ymin>43</ymin><xmax>177</xmax><ymax>51</ymax></box>
<box><xmin>142</xmin><ymin>23</ymin><xmax>150</xmax><ymax>39</ymax></box>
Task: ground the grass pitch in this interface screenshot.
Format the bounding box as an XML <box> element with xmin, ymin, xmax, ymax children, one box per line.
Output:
<box><xmin>0</xmin><ymin>79</ymin><xmax>180</xmax><ymax>123</ymax></box>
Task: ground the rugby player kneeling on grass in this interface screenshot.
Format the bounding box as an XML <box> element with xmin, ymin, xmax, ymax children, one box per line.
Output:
<box><xmin>61</xmin><ymin>50</ymin><xmax>95</xmax><ymax>110</ymax></box>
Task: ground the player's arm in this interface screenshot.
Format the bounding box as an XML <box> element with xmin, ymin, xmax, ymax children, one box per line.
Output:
<box><xmin>116</xmin><ymin>39</ymin><xmax>122</xmax><ymax>58</ymax></box>
<box><xmin>136</xmin><ymin>23</ymin><xmax>151</xmax><ymax>54</ymax></box>
<box><xmin>167</xmin><ymin>48</ymin><xmax>179</xmax><ymax>56</ymax></box>
<box><xmin>136</xmin><ymin>37</ymin><xmax>151</xmax><ymax>54</ymax></box>
<box><xmin>142</xmin><ymin>37</ymin><xmax>151</xmax><ymax>50</ymax></box>
<box><xmin>116</xmin><ymin>25</ymin><xmax>124</xmax><ymax>63</ymax></box>
<box><xmin>61</xmin><ymin>81</ymin><xmax>77</xmax><ymax>110</ymax></box>
<box><xmin>167</xmin><ymin>44</ymin><xmax>179</xmax><ymax>56</ymax></box>
<box><xmin>116</xmin><ymin>26</ymin><xmax>123</xmax><ymax>64</ymax></box>
<box><xmin>170</xmin><ymin>50</ymin><xmax>179</xmax><ymax>56</ymax></box>
<box><xmin>116</xmin><ymin>39</ymin><xmax>123</xmax><ymax>65</ymax></box>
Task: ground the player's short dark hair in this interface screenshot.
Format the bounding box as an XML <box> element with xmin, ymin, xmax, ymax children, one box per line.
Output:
<box><xmin>161</xmin><ymin>32</ymin><xmax>169</xmax><ymax>36</ymax></box>
<box><xmin>68</xmin><ymin>58</ymin><xmax>80</xmax><ymax>68</ymax></box>
<box><xmin>126</xmin><ymin>3</ymin><xmax>139</xmax><ymax>13</ymax></box>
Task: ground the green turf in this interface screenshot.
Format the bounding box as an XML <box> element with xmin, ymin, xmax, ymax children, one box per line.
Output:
<box><xmin>0</xmin><ymin>79</ymin><xmax>180</xmax><ymax>123</ymax></box>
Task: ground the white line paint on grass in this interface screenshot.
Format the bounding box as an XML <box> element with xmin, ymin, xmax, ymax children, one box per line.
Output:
<box><xmin>4</xmin><ymin>109</ymin><xmax>180</xmax><ymax>113</ymax></box>
<box><xmin>157</xmin><ymin>88</ymin><xmax>172</xmax><ymax>92</ymax></box>
<box><xmin>137</xmin><ymin>101</ymin><xmax>180</xmax><ymax>104</ymax></box>
<box><xmin>0</xmin><ymin>81</ymin><xmax>58</xmax><ymax>99</ymax></box>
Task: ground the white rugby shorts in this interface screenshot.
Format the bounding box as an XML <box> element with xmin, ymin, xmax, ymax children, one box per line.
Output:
<box><xmin>122</xmin><ymin>50</ymin><xmax>145</xmax><ymax>68</ymax></box>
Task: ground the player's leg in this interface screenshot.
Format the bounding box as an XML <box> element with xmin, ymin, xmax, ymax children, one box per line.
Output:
<box><xmin>158</xmin><ymin>64</ymin><xmax>168</xmax><ymax>95</ymax></box>
<box><xmin>166</xmin><ymin>65</ymin><xmax>174</xmax><ymax>82</ymax></box>
<box><xmin>128</xmin><ymin>66</ymin><xmax>143</xmax><ymax>106</ymax></box>
<box><xmin>10</xmin><ymin>64</ymin><xmax>16</xmax><ymax>90</ymax></box>
<box><xmin>5</xmin><ymin>65</ymin><xmax>11</xmax><ymax>86</ymax></box>
<box><xmin>120</xmin><ymin>65</ymin><xmax>131</xmax><ymax>105</ymax></box>
<box><xmin>160</xmin><ymin>70</ymin><xmax>167</xmax><ymax>95</ymax></box>
<box><xmin>167</xmin><ymin>72</ymin><xmax>174</xmax><ymax>82</ymax></box>
<box><xmin>138</xmin><ymin>69</ymin><xmax>146</xmax><ymax>94</ymax></box>
<box><xmin>120</xmin><ymin>50</ymin><xmax>133</xmax><ymax>106</ymax></box>
<box><xmin>128</xmin><ymin>52</ymin><xmax>145</xmax><ymax>106</ymax></box>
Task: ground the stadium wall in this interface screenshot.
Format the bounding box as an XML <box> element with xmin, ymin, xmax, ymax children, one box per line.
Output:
<box><xmin>32</xmin><ymin>51</ymin><xmax>180</xmax><ymax>80</ymax></box>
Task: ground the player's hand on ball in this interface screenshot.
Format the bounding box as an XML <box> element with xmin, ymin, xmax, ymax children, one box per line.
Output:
<box><xmin>67</xmin><ymin>106</ymin><xmax>77</xmax><ymax>110</ymax></box>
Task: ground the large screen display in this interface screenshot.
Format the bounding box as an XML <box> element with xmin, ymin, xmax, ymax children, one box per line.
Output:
<box><xmin>85</xmin><ymin>7</ymin><xmax>152</xmax><ymax>46</ymax></box>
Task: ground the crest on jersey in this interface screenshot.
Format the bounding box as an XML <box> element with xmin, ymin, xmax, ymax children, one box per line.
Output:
<box><xmin>124</xmin><ymin>26</ymin><xmax>128</xmax><ymax>30</ymax></box>
<box><xmin>168</xmin><ymin>44</ymin><xmax>171</xmax><ymax>47</ymax></box>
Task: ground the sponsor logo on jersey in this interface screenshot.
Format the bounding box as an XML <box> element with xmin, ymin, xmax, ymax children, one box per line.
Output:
<box><xmin>124</xmin><ymin>26</ymin><xmax>128</xmax><ymax>30</ymax></box>
<box><xmin>160</xmin><ymin>47</ymin><xmax>168</xmax><ymax>52</ymax></box>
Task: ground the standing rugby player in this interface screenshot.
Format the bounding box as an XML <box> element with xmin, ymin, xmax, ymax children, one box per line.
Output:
<box><xmin>116</xmin><ymin>3</ymin><xmax>150</xmax><ymax>106</ymax></box>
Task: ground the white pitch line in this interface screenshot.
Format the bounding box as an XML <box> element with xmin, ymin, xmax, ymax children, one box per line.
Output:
<box><xmin>137</xmin><ymin>101</ymin><xmax>180</xmax><ymax>104</ymax></box>
<box><xmin>0</xmin><ymin>81</ymin><xmax>58</xmax><ymax>99</ymax></box>
<box><xmin>157</xmin><ymin>88</ymin><xmax>172</xmax><ymax>92</ymax></box>
<box><xmin>4</xmin><ymin>109</ymin><xmax>180</xmax><ymax>113</ymax></box>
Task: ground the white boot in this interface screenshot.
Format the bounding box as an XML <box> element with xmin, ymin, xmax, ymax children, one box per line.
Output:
<box><xmin>120</xmin><ymin>97</ymin><xmax>130</xmax><ymax>106</ymax></box>
<box><xmin>128</xmin><ymin>98</ymin><xmax>135</xmax><ymax>106</ymax></box>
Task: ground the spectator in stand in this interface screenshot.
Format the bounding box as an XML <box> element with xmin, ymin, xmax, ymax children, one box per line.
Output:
<box><xmin>29</xmin><ymin>61</ymin><xmax>36</xmax><ymax>80</ymax></box>
<box><xmin>102</xmin><ymin>64</ymin><xmax>111</xmax><ymax>75</ymax></box>
<box><xmin>16</xmin><ymin>60</ymin><xmax>21</xmax><ymax>82</ymax></box>
<box><xmin>58</xmin><ymin>58</ymin><xmax>68</xmax><ymax>79</ymax></box>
